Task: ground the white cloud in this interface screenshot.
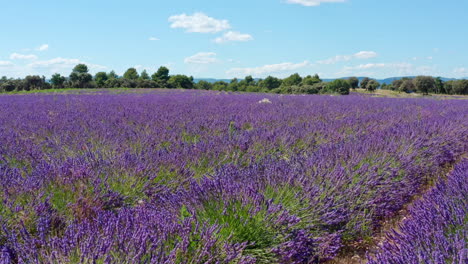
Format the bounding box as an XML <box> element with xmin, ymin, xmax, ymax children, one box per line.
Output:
<box><xmin>149</xmin><ymin>37</ymin><xmax>159</xmax><ymax>41</ymax></box>
<box><xmin>36</xmin><ymin>44</ymin><xmax>49</xmax><ymax>51</ymax></box>
<box><xmin>318</xmin><ymin>51</ymin><xmax>378</xmax><ymax>64</ymax></box>
<box><xmin>454</xmin><ymin>67</ymin><xmax>468</xmax><ymax>77</ymax></box>
<box><xmin>286</xmin><ymin>0</ymin><xmax>346</xmax><ymax>7</ymax></box>
<box><xmin>0</xmin><ymin>61</ymin><xmax>13</xmax><ymax>67</ymax></box>
<box><xmin>184</xmin><ymin>52</ymin><xmax>218</xmax><ymax>64</ymax></box>
<box><xmin>227</xmin><ymin>61</ymin><xmax>310</xmax><ymax>76</ymax></box>
<box><xmin>169</xmin><ymin>12</ymin><xmax>230</xmax><ymax>33</ymax></box>
<box><xmin>28</xmin><ymin>57</ymin><xmax>106</xmax><ymax>74</ymax></box>
<box><xmin>10</xmin><ymin>53</ymin><xmax>38</xmax><ymax>60</ymax></box>
<box><xmin>336</xmin><ymin>62</ymin><xmax>438</xmax><ymax>78</ymax></box>
<box><xmin>214</xmin><ymin>31</ymin><xmax>253</xmax><ymax>44</ymax></box>
<box><xmin>353</xmin><ymin>51</ymin><xmax>378</xmax><ymax>59</ymax></box>
<box><xmin>343</xmin><ymin>63</ymin><xmax>386</xmax><ymax>70</ymax></box>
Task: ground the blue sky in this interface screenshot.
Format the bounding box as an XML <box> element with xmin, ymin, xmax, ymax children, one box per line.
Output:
<box><xmin>1</xmin><ymin>0</ymin><xmax>468</xmax><ymax>79</ymax></box>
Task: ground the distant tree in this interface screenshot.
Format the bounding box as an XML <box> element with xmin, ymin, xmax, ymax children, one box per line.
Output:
<box><xmin>326</xmin><ymin>79</ymin><xmax>351</xmax><ymax>95</ymax></box>
<box><xmin>0</xmin><ymin>80</ymin><xmax>18</xmax><ymax>92</ymax></box>
<box><xmin>69</xmin><ymin>64</ymin><xmax>93</xmax><ymax>88</ymax></box>
<box><xmin>434</xmin><ymin>77</ymin><xmax>444</xmax><ymax>94</ymax></box>
<box><xmin>196</xmin><ymin>80</ymin><xmax>213</xmax><ymax>90</ymax></box>
<box><xmin>302</xmin><ymin>74</ymin><xmax>321</xmax><ymax>86</ymax></box>
<box><xmin>399</xmin><ymin>79</ymin><xmax>415</xmax><ymax>93</ymax></box>
<box><xmin>168</xmin><ymin>75</ymin><xmax>194</xmax><ymax>89</ymax></box>
<box><xmin>104</xmin><ymin>78</ymin><xmax>122</xmax><ymax>88</ymax></box>
<box><xmin>360</xmin><ymin>77</ymin><xmax>370</xmax><ymax>89</ymax></box>
<box><xmin>140</xmin><ymin>70</ymin><xmax>150</xmax><ymax>80</ymax></box>
<box><xmin>413</xmin><ymin>76</ymin><xmax>435</xmax><ymax>95</ymax></box>
<box><xmin>152</xmin><ymin>66</ymin><xmax>170</xmax><ymax>87</ymax></box>
<box><xmin>366</xmin><ymin>79</ymin><xmax>380</xmax><ymax>92</ymax></box>
<box><xmin>282</xmin><ymin>73</ymin><xmax>302</xmax><ymax>87</ymax></box>
<box><xmin>23</xmin><ymin>75</ymin><xmax>47</xmax><ymax>91</ymax></box>
<box><xmin>213</xmin><ymin>81</ymin><xmax>229</xmax><ymax>91</ymax></box>
<box><xmin>50</xmin><ymin>73</ymin><xmax>66</xmax><ymax>88</ymax></box>
<box><xmin>123</xmin><ymin>68</ymin><xmax>139</xmax><ymax>80</ymax></box>
<box><xmin>347</xmin><ymin>77</ymin><xmax>359</xmax><ymax>89</ymax></box>
<box><xmin>261</xmin><ymin>76</ymin><xmax>282</xmax><ymax>90</ymax></box>
<box><xmin>107</xmin><ymin>70</ymin><xmax>118</xmax><ymax>79</ymax></box>
<box><xmin>452</xmin><ymin>80</ymin><xmax>468</xmax><ymax>95</ymax></box>
<box><xmin>94</xmin><ymin>72</ymin><xmax>108</xmax><ymax>88</ymax></box>
<box><xmin>392</xmin><ymin>79</ymin><xmax>404</xmax><ymax>91</ymax></box>
<box><xmin>228</xmin><ymin>78</ymin><xmax>239</xmax><ymax>91</ymax></box>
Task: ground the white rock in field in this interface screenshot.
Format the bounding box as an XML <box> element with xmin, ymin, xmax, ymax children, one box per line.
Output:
<box><xmin>258</xmin><ymin>98</ymin><xmax>272</xmax><ymax>104</ymax></box>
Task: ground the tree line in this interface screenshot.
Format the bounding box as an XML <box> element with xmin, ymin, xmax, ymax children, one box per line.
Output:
<box><xmin>360</xmin><ymin>76</ymin><xmax>468</xmax><ymax>95</ymax></box>
<box><xmin>1</xmin><ymin>64</ymin><xmax>467</xmax><ymax>95</ymax></box>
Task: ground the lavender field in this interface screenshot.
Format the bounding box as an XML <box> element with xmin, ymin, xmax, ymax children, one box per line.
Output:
<box><xmin>0</xmin><ymin>90</ymin><xmax>467</xmax><ymax>263</ymax></box>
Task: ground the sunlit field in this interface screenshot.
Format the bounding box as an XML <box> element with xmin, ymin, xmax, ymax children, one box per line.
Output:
<box><xmin>1</xmin><ymin>90</ymin><xmax>467</xmax><ymax>263</ymax></box>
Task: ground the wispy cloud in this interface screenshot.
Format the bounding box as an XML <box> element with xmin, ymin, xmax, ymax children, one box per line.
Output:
<box><xmin>318</xmin><ymin>51</ymin><xmax>378</xmax><ymax>64</ymax></box>
<box><xmin>0</xmin><ymin>61</ymin><xmax>13</xmax><ymax>67</ymax></box>
<box><xmin>10</xmin><ymin>53</ymin><xmax>38</xmax><ymax>60</ymax></box>
<box><xmin>149</xmin><ymin>37</ymin><xmax>159</xmax><ymax>41</ymax></box>
<box><xmin>227</xmin><ymin>61</ymin><xmax>310</xmax><ymax>77</ymax></box>
<box><xmin>286</xmin><ymin>0</ymin><xmax>346</xmax><ymax>7</ymax></box>
<box><xmin>214</xmin><ymin>31</ymin><xmax>253</xmax><ymax>44</ymax></box>
<box><xmin>184</xmin><ymin>52</ymin><xmax>218</xmax><ymax>64</ymax></box>
<box><xmin>36</xmin><ymin>44</ymin><xmax>49</xmax><ymax>51</ymax></box>
<box><xmin>169</xmin><ymin>12</ymin><xmax>230</xmax><ymax>33</ymax></box>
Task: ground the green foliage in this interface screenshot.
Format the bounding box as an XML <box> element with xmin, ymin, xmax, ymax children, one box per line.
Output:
<box><xmin>69</xmin><ymin>64</ymin><xmax>93</xmax><ymax>88</ymax></box>
<box><xmin>168</xmin><ymin>75</ymin><xmax>194</xmax><ymax>89</ymax></box>
<box><xmin>360</xmin><ymin>77</ymin><xmax>371</xmax><ymax>89</ymax></box>
<box><xmin>366</xmin><ymin>79</ymin><xmax>380</xmax><ymax>92</ymax></box>
<box><xmin>260</xmin><ymin>76</ymin><xmax>282</xmax><ymax>90</ymax></box>
<box><xmin>123</xmin><ymin>68</ymin><xmax>139</xmax><ymax>80</ymax></box>
<box><xmin>196</xmin><ymin>80</ymin><xmax>214</xmax><ymax>90</ymax></box>
<box><xmin>94</xmin><ymin>72</ymin><xmax>108</xmax><ymax>88</ymax></box>
<box><xmin>152</xmin><ymin>66</ymin><xmax>170</xmax><ymax>87</ymax></box>
<box><xmin>140</xmin><ymin>70</ymin><xmax>150</xmax><ymax>80</ymax></box>
<box><xmin>326</xmin><ymin>79</ymin><xmax>351</xmax><ymax>95</ymax></box>
<box><xmin>414</xmin><ymin>76</ymin><xmax>436</xmax><ymax>95</ymax></box>
<box><xmin>51</xmin><ymin>73</ymin><xmax>66</xmax><ymax>88</ymax></box>
<box><xmin>347</xmin><ymin>77</ymin><xmax>359</xmax><ymax>89</ymax></box>
<box><xmin>281</xmin><ymin>73</ymin><xmax>302</xmax><ymax>87</ymax></box>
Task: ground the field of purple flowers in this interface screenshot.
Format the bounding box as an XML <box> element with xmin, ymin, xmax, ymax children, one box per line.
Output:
<box><xmin>0</xmin><ymin>90</ymin><xmax>467</xmax><ymax>263</ymax></box>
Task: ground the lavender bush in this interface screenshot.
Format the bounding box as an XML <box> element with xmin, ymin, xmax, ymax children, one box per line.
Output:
<box><xmin>368</xmin><ymin>159</ymin><xmax>467</xmax><ymax>264</ymax></box>
<box><xmin>0</xmin><ymin>90</ymin><xmax>467</xmax><ymax>263</ymax></box>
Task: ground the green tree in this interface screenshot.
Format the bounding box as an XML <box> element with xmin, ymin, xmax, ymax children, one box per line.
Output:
<box><xmin>123</xmin><ymin>68</ymin><xmax>139</xmax><ymax>80</ymax></box>
<box><xmin>94</xmin><ymin>72</ymin><xmax>108</xmax><ymax>88</ymax></box>
<box><xmin>168</xmin><ymin>75</ymin><xmax>194</xmax><ymax>89</ymax></box>
<box><xmin>282</xmin><ymin>73</ymin><xmax>302</xmax><ymax>87</ymax></box>
<box><xmin>366</xmin><ymin>79</ymin><xmax>380</xmax><ymax>92</ymax></box>
<box><xmin>434</xmin><ymin>77</ymin><xmax>444</xmax><ymax>94</ymax></box>
<box><xmin>399</xmin><ymin>79</ymin><xmax>415</xmax><ymax>93</ymax></box>
<box><xmin>196</xmin><ymin>80</ymin><xmax>213</xmax><ymax>90</ymax></box>
<box><xmin>360</xmin><ymin>77</ymin><xmax>370</xmax><ymax>89</ymax></box>
<box><xmin>24</xmin><ymin>75</ymin><xmax>47</xmax><ymax>91</ymax></box>
<box><xmin>50</xmin><ymin>73</ymin><xmax>66</xmax><ymax>88</ymax></box>
<box><xmin>347</xmin><ymin>77</ymin><xmax>359</xmax><ymax>89</ymax></box>
<box><xmin>302</xmin><ymin>74</ymin><xmax>321</xmax><ymax>86</ymax></box>
<box><xmin>413</xmin><ymin>76</ymin><xmax>435</xmax><ymax>95</ymax></box>
<box><xmin>107</xmin><ymin>70</ymin><xmax>118</xmax><ymax>79</ymax></box>
<box><xmin>261</xmin><ymin>76</ymin><xmax>282</xmax><ymax>90</ymax></box>
<box><xmin>152</xmin><ymin>66</ymin><xmax>170</xmax><ymax>87</ymax></box>
<box><xmin>140</xmin><ymin>70</ymin><xmax>150</xmax><ymax>80</ymax></box>
<box><xmin>326</xmin><ymin>79</ymin><xmax>351</xmax><ymax>95</ymax></box>
<box><xmin>69</xmin><ymin>64</ymin><xmax>93</xmax><ymax>88</ymax></box>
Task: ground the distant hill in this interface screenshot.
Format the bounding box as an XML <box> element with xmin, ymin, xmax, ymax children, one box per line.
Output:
<box><xmin>196</xmin><ymin>77</ymin><xmax>463</xmax><ymax>84</ymax></box>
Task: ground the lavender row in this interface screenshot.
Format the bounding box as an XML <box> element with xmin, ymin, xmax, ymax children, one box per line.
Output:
<box><xmin>368</xmin><ymin>159</ymin><xmax>468</xmax><ymax>264</ymax></box>
<box><xmin>0</xmin><ymin>90</ymin><xmax>467</xmax><ymax>263</ymax></box>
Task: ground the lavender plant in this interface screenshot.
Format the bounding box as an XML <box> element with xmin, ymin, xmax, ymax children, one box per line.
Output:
<box><xmin>0</xmin><ymin>90</ymin><xmax>466</xmax><ymax>263</ymax></box>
